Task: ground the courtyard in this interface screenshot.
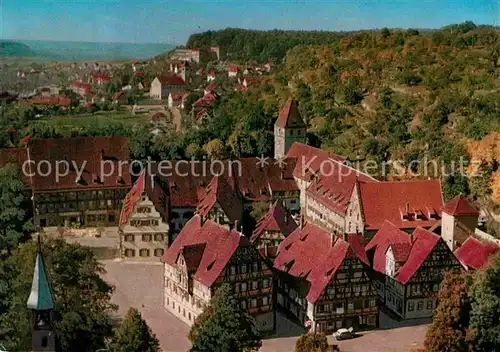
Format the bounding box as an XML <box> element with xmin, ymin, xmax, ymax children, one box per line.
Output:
<box><xmin>101</xmin><ymin>260</ymin><xmax>427</xmax><ymax>352</ymax></box>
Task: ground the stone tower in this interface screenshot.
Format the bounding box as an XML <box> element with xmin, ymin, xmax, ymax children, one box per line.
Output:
<box><xmin>27</xmin><ymin>238</ymin><xmax>57</xmax><ymax>352</ymax></box>
<box><xmin>441</xmin><ymin>195</ymin><xmax>479</xmax><ymax>251</ymax></box>
<box><xmin>274</xmin><ymin>99</ymin><xmax>306</xmax><ymax>159</ymax></box>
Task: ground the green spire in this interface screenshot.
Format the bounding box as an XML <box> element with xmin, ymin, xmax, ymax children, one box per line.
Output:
<box><xmin>27</xmin><ymin>238</ymin><xmax>54</xmax><ymax>311</ymax></box>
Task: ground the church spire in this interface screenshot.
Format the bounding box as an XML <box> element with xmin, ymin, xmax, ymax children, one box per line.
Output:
<box><xmin>27</xmin><ymin>237</ymin><xmax>54</xmax><ymax>311</ymax></box>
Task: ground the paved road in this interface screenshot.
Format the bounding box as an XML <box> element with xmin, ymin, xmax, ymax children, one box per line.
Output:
<box><xmin>101</xmin><ymin>260</ymin><xmax>427</xmax><ymax>352</ymax></box>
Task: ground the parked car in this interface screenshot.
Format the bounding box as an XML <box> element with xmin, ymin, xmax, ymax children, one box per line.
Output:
<box><xmin>334</xmin><ymin>327</ymin><xmax>355</xmax><ymax>340</ymax></box>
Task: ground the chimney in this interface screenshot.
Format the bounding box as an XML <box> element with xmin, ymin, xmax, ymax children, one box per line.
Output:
<box><xmin>405</xmin><ymin>202</ymin><xmax>410</xmax><ymax>215</ymax></box>
<box><xmin>264</xmin><ymin>244</ymin><xmax>268</xmax><ymax>258</ymax></box>
<box><xmin>300</xmin><ymin>214</ymin><xmax>304</xmax><ymax>229</ymax></box>
<box><xmin>234</xmin><ymin>220</ymin><xmax>239</xmax><ymax>231</ymax></box>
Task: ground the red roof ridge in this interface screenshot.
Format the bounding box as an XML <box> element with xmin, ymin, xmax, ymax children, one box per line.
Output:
<box><xmin>454</xmin><ymin>236</ymin><xmax>500</xmax><ymax>270</ymax></box>
<box><xmin>275</xmin><ymin>99</ymin><xmax>305</xmax><ymax>129</ymax></box>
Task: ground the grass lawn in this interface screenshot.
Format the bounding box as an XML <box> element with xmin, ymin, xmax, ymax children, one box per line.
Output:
<box><xmin>30</xmin><ymin>110</ymin><xmax>150</xmax><ymax>133</ymax></box>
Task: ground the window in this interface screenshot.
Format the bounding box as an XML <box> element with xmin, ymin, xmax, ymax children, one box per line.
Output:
<box><xmin>252</xmin><ymin>262</ymin><xmax>259</xmax><ymax>272</ymax></box>
<box><xmin>262</xmin><ymin>278</ymin><xmax>269</xmax><ymax>288</ymax></box>
<box><xmin>252</xmin><ymin>281</ymin><xmax>258</xmax><ymax>290</ymax></box>
<box><xmin>139</xmin><ymin>249</ymin><xmax>150</xmax><ymax>257</ymax></box>
<box><xmin>369</xmin><ymin>299</ymin><xmax>376</xmax><ymax>307</ymax></box>
<box><xmin>154</xmin><ymin>234</ymin><xmax>164</xmax><ymax>241</ymax></box>
<box><xmin>251</xmin><ymin>299</ymin><xmax>258</xmax><ymax>308</ymax></box>
<box><xmin>230</xmin><ymin>265</ymin><xmax>236</xmax><ymax>275</ymax></box>
<box><xmin>142</xmin><ymin>234</ymin><xmax>152</xmax><ymax>242</ymax></box>
<box><xmin>433</xmin><ymin>284</ymin><xmax>439</xmax><ymax>292</ymax></box>
<box><xmin>125</xmin><ymin>249</ymin><xmax>135</xmax><ymax>257</ymax></box>
<box><xmin>241</xmin><ymin>264</ymin><xmax>247</xmax><ymax>274</ymax></box>
<box><xmin>417</xmin><ymin>300</ymin><xmax>424</xmax><ymax>311</ymax></box>
<box><xmin>262</xmin><ymin>296</ymin><xmax>269</xmax><ymax>306</ymax></box>
<box><xmin>154</xmin><ymin>248</ymin><xmax>164</xmax><ymax>257</ymax></box>
<box><xmin>426</xmin><ymin>300</ymin><xmax>433</xmax><ymax>310</ymax></box>
<box><xmin>240</xmin><ymin>300</ymin><xmax>247</xmax><ymax>309</ymax></box>
<box><xmin>235</xmin><ymin>283</ymin><xmax>240</xmax><ymax>293</ymax></box>
<box><xmin>408</xmin><ymin>301</ymin><xmax>415</xmax><ymax>311</ymax></box>
<box><xmin>241</xmin><ymin>282</ymin><xmax>247</xmax><ymax>291</ymax></box>
<box><xmin>41</xmin><ymin>336</ymin><xmax>48</xmax><ymax>347</ymax></box>
<box><xmin>124</xmin><ymin>234</ymin><xmax>135</xmax><ymax>242</ymax></box>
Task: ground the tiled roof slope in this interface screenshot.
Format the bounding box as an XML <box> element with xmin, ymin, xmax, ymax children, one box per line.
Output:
<box><xmin>454</xmin><ymin>236</ymin><xmax>500</xmax><ymax>270</ymax></box>
<box><xmin>285</xmin><ymin>142</ymin><xmax>345</xmax><ymax>181</ymax></box>
<box><xmin>359</xmin><ymin>180</ymin><xmax>443</xmax><ymax>231</ymax></box>
<box><xmin>442</xmin><ymin>195</ymin><xmax>479</xmax><ymax>216</ymax></box>
<box><xmin>161</xmin><ymin>215</ymin><xmax>249</xmax><ymax>286</ymax></box>
<box><xmin>274</xmin><ymin>222</ymin><xmax>368</xmax><ymax>303</ymax></box>
<box><xmin>365</xmin><ymin>220</ymin><xmax>412</xmax><ymax>273</ymax></box>
<box><xmin>275</xmin><ymin>99</ymin><xmax>306</xmax><ymax>129</ymax></box>
<box><xmin>196</xmin><ymin>175</ymin><xmax>243</xmax><ymax>223</ymax></box>
<box><xmin>251</xmin><ymin>201</ymin><xmax>298</xmax><ymax>243</ymax></box>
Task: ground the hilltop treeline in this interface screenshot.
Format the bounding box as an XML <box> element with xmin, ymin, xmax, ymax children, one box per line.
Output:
<box><xmin>186</xmin><ymin>28</ymin><xmax>345</xmax><ymax>62</ymax></box>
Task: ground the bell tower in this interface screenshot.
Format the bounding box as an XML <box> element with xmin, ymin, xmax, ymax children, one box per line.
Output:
<box><xmin>27</xmin><ymin>237</ymin><xmax>57</xmax><ymax>352</ymax></box>
<box><xmin>274</xmin><ymin>99</ymin><xmax>306</xmax><ymax>159</ymax></box>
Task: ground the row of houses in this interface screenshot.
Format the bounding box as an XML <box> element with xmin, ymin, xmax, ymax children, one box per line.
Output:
<box><xmin>1</xmin><ymin>98</ymin><xmax>498</xmax><ymax>335</ymax></box>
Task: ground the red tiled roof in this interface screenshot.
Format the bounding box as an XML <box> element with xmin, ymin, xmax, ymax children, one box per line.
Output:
<box><xmin>92</xmin><ymin>74</ymin><xmax>111</xmax><ymax>82</ymax></box>
<box><xmin>286</xmin><ymin>142</ymin><xmax>346</xmax><ymax>181</ymax></box>
<box><xmin>113</xmin><ymin>91</ymin><xmax>124</xmax><ymax>99</ymax></box>
<box><xmin>251</xmin><ymin>201</ymin><xmax>298</xmax><ymax>243</ymax></box>
<box><xmin>193</xmin><ymin>93</ymin><xmax>216</xmax><ymax>108</ymax></box>
<box><xmin>347</xmin><ymin>234</ymin><xmax>369</xmax><ymax>265</ymax></box>
<box><xmin>71</xmin><ymin>81</ymin><xmax>92</xmax><ymax>90</ymax></box>
<box><xmin>182</xmin><ymin>243</ymin><xmax>207</xmax><ymax>273</ymax></box>
<box><xmin>390</xmin><ymin>242</ymin><xmax>412</xmax><ymax>262</ymax></box>
<box><xmin>20</xmin><ymin>135</ymin><xmax>32</xmax><ymax>145</ymax></box>
<box><xmin>152</xmin><ymin>112</ymin><xmax>166</xmax><ymax>119</ymax></box>
<box><xmin>31</xmin><ymin>96</ymin><xmax>71</xmax><ymax>107</ymax></box>
<box><xmin>306</xmin><ymin>165</ymin><xmax>376</xmax><ymax>216</ymax></box>
<box><xmin>134</xmin><ymin>71</ymin><xmax>145</xmax><ymax>77</ymax></box>
<box><xmin>169</xmin><ymin>91</ymin><xmax>189</xmax><ymax>101</ymax></box>
<box><xmin>196</xmin><ymin>175</ymin><xmax>243</xmax><ymax>223</ymax></box>
<box><xmin>454</xmin><ymin>236</ymin><xmax>500</xmax><ymax>270</ymax></box>
<box><xmin>395</xmin><ymin>227</ymin><xmax>441</xmax><ymax>284</ymax></box>
<box><xmin>236</xmin><ymin>158</ymin><xmax>298</xmax><ymax>202</ymax></box>
<box><xmin>228</xmin><ymin>64</ymin><xmax>239</xmax><ymax>72</ymax></box>
<box><xmin>26</xmin><ymin>137</ymin><xmax>131</xmax><ymax>191</ymax></box>
<box><xmin>157</xmin><ymin>74</ymin><xmax>186</xmax><ymax>86</ymax></box>
<box><xmin>120</xmin><ymin>171</ymin><xmax>145</xmax><ymax>225</ymax></box>
<box><xmin>274</xmin><ymin>222</ymin><xmax>367</xmax><ymax>303</ymax></box>
<box><xmin>161</xmin><ymin>216</ymin><xmax>249</xmax><ymax>286</ymax></box>
<box><xmin>359</xmin><ymin>180</ymin><xmax>443</xmax><ymax>231</ymax></box>
<box><xmin>234</xmin><ymin>84</ymin><xmax>247</xmax><ymax>92</ymax></box>
<box><xmin>442</xmin><ymin>195</ymin><xmax>479</xmax><ymax>216</ymax></box>
<box><xmin>161</xmin><ymin>161</ymin><xmax>236</xmax><ymax>208</ymax></box>
<box><xmin>275</xmin><ymin>99</ymin><xmax>306</xmax><ymax>129</ymax></box>
<box><xmin>207</xmin><ymin>70</ymin><xmax>216</xmax><ymax>77</ymax></box>
<box><xmin>365</xmin><ymin>220</ymin><xmax>412</xmax><ymax>273</ymax></box>
<box><xmin>196</xmin><ymin>109</ymin><xmax>210</xmax><ymax>120</ymax></box>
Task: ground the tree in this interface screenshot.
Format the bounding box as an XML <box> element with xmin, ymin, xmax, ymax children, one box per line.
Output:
<box><xmin>443</xmin><ymin>174</ymin><xmax>470</xmax><ymax>202</ymax></box>
<box><xmin>203</xmin><ymin>139</ymin><xmax>225</xmax><ymax>159</ymax></box>
<box><xmin>295</xmin><ymin>332</ymin><xmax>330</xmax><ymax>352</ymax></box>
<box><xmin>424</xmin><ymin>270</ymin><xmax>472</xmax><ymax>352</ymax></box>
<box><xmin>189</xmin><ymin>284</ymin><xmax>261</xmax><ymax>352</ymax></box>
<box><xmin>468</xmin><ymin>162</ymin><xmax>492</xmax><ymax>200</ymax></box>
<box><xmin>468</xmin><ymin>255</ymin><xmax>500</xmax><ymax>351</ymax></box>
<box><xmin>0</xmin><ymin>238</ymin><xmax>116</xmax><ymax>352</ymax></box>
<box><xmin>109</xmin><ymin>308</ymin><xmax>160</xmax><ymax>352</ymax></box>
<box><xmin>0</xmin><ymin>164</ymin><xmax>33</xmax><ymax>256</ymax></box>
<box><xmin>250</xmin><ymin>202</ymin><xmax>270</xmax><ymax>221</ymax></box>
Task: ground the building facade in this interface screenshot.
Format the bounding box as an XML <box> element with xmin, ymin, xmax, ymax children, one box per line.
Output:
<box><xmin>274</xmin><ymin>99</ymin><xmax>306</xmax><ymax>159</ymax></box>
<box><xmin>162</xmin><ymin>216</ymin><xmax>275</xmax><ymax>332</ymax></box>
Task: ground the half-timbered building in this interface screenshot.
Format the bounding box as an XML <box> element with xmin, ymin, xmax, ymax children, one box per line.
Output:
<box><xmin>273</xmin><ymin>221</ymin><xmax>378</xmax><ymax>333</ymax></box>
<box><xmin>250</xmin><ymin>200</ymin><xmax>297</xmax><ymax>261</ymax></box>
<box><xmin>162</xmin><ymin>215</ymin><xmax>275</xmax><ymax>332</ymax></box>
<box><xmin>368</xmin><ymin>226</ymin><xmax>461</xmax><ymax>319</ymax></box>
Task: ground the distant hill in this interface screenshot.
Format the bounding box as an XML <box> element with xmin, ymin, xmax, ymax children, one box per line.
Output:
<box><xmin>0</xmin><ymin>40</ymin><xmax>175</xmax><ymax>61</ymax></box>
<box><xmin>0</xmin><ymin>40</ymin><xmax>40</xmax><ymax>57</ymax></box>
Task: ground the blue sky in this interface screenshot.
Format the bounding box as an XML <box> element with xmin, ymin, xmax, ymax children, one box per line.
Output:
<box><xmin>1</xmin><ymin>0</ymin><xmax>498</xmax><ymax>44</ymax></box>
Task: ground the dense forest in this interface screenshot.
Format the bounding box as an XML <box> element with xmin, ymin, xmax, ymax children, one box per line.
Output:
<box><xmin>186</xmin><ymin>28</ymin><xmax>346</xmax><ymax>62</ymax></box>
<box><xmin>185</xmin><ymin>22</ymin><xmax>500</xmax><ymax>212</ymax></box>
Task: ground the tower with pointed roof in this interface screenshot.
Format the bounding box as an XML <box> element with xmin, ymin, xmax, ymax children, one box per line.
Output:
<box><xmin>274</xmin><ymin>99</ymin><xmax>306</xmax><ymax>159</ymax></box>
<box><xmin>441</xmin><ymin>195</ymin><xmax>479</xmax><ymax>251</ymax></box>
<box><xmin>27</xmin><ymin>239</ymin><xmax>56</xmax><ymax>352</ymax></box>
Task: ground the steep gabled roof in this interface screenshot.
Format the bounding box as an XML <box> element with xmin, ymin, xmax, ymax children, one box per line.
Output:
<box><xmin>395</xmin><ymin>227</ymin><xmax>441</xmax><ymax>284</ymax></box>
<box><xmin>365</xmin><ymin>220</ymin><xmax>411</xmax><ymax>273</ymax></box>
<box><xmin>359</xmin><ymin>180</ymin><xmax>443</xmax><ymax>231</ymax></box>
<box><xmin>454</xmin><ymin>236</ymin><xmax>500</xmax><ymax>270</ymax></box>
<box><xmin>27</xmin><ymin>248</ymin><xmax>54</xmax><ymax>311</ymax></box>
<box><xmin>274</xmin><ymin>222</ymin><xmax>368</xmax><ymax>303</ymax></box>
<box><xmin>120</xmin><ymin>172</ymin><xmax>145</xmax><ymax>225</ymax></box>
<box><xmin>196</xmin><ymin>175</ymin><xmax>243</xmax><ymax>223</ymax></box>
<box><xmin>162</xmin><ymin>216</ymin><xmax>249</xmax><ymax>286</ymax></box>
<box><xmin>180</xmin><ymin>243</ymin><xmax>207</xmax><ymax>273</ymax></box>
<box><xmin>275</xmin><ymin>99</ymin><xmax>306</xmax><ymax>129</ymax></box>
<box><xmin>251</xmin><ymin>201</ymin><xmax>298</xmax><ymax>243</ymax></box>
<box><xmin>442</xmin><ymin>195</ymin><xmax>479</xmax><ymax>216</ymax></box>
